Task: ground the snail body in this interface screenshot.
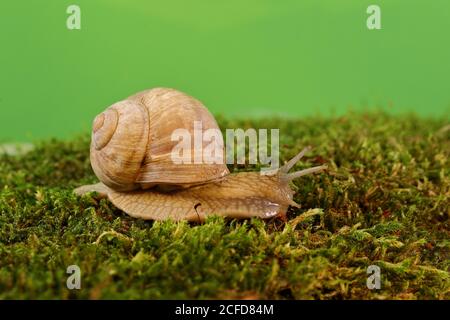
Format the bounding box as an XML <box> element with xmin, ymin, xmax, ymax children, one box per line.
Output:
<box><xmin>75</xmin><ymin>88</ymin><xmax>326</xmax><ymax>221</ymax></box>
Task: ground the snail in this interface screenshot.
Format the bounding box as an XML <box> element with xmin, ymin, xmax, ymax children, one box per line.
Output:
<box><xmin>75</xmin><ymin>88</ymin><xmax>327</xmax><ymax>221</ymax></box>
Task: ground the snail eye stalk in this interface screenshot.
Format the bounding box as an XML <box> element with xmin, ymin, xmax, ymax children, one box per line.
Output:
<box><xmin>279</xmin><ymin>147</ymin><xmax>327</xmax><ymax>182</ymax></box>
<box><xmin>286</xmin><ymin>165</ymin><xmax>328</xmax><ymax>181</ymax></box>
<box><xmin>280</xmin><ymin>146</ymin><xmax>312</xmax><ymax>173</ymax></box>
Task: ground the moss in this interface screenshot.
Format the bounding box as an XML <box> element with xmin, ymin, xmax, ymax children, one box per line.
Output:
<box><xmin>0</xmin><ymin>112</ymin><xmax>448</xmax><ymax>299</ymax></box>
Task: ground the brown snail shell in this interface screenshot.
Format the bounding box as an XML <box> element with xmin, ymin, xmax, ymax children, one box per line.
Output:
<box><xmin>90</xmin><ymin>88</ymin><xmax>230</xmax><ymax>192</ymax></box>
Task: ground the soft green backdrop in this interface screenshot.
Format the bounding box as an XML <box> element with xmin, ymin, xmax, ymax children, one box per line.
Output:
<box><xmin>1</xmin><ymin>0</ymin><xmax>449</xmax><ymax>141</ymax></box>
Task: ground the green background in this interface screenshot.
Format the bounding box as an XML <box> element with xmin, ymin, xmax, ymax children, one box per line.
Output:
<box><xmin>1</xmin><ymin>0</ymin><xmax>449</xmax><ymax>141</ymax></box>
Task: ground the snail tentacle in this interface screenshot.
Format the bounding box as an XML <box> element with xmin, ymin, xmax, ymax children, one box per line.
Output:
<box><xmin>279</xmin><ymin>147</ymin><xmax>327</xmax><ymax>182</ymax></box>
<box><xmin>286</xmin><ymin>165</ymin><xmax>328</xmax><ymax>181</ymax></box>
<box><xmin>280</xmin><ymin>146</ymin><xmax>312</xmax><ymax>173</ymax></box>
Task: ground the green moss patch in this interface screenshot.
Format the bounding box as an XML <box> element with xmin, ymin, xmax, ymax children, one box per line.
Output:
<box><xmin>0</xmin><ymin>112</ymin><xmax>448</xmax><ymax>299</ymax></box>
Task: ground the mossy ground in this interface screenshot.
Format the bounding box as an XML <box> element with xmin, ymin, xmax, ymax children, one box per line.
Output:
<box><xmin>0</xmin><ymin>112</ymin><xmax>449</xmax><ymax>299</ymax></box>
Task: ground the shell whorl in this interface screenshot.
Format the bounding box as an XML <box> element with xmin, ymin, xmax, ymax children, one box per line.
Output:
<box><xmin>90</xmin><ymin>100</ymin><xmax>149</xmax><ymax>191</ymax></box>
<box><xmin>92</xmin><ymin>108</ymin><xmax>119</xmax><ymax>150</ymax></box>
